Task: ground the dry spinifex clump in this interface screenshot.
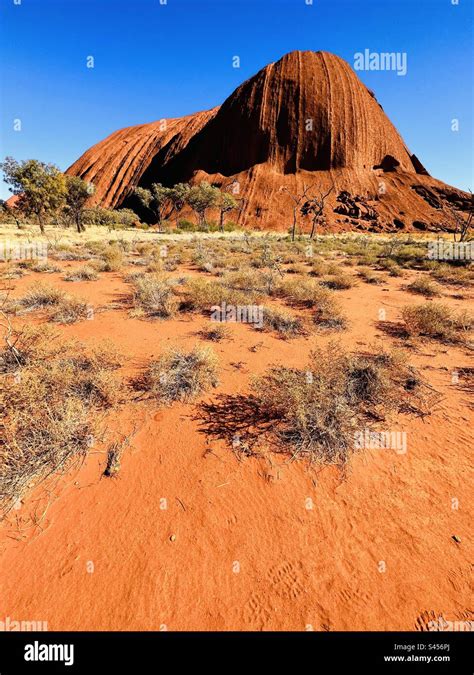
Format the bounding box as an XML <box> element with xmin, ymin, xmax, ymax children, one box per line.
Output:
<box><xmin>0</xmin><ymin>325</ymin><xmax>122</xmax><ymax>519</ymax></box>
<box><xmin>181</xmin><ymin>278</ymin><xmax>254</xmax><ymax>313</ymax></box>
<box><xmin>6</xmin><ymin>283</ymin><xmax>91</xmax><ymax>325</ymax></box>
<box><xmin>406</xmin><ymin>277</ymin><xmax>441</xmax><ymax>297</ymax></box>
<box><xmin>100</xmin><ymin>244</ymin><xmax>124</xmax><ymax>272</ymax></box>
<box><xmin>139</xmin><ymin>345</ymin><xmax>219</xmax><ymax>405</ymax></box>
<box><xmin>260</xmin><ymin>306</ymin><xmax>307</xmax><ymax>339</ymax></box>
<box><xmin>198</xmin><ymin>343</ymin><xmax>436</xmax><ymax>467</ymax></box>
<box><xmin>252</xmin><ymin>344</ymin><xmax>432</xmax><ymax>465</ymax></box>
<box><xmin>402</xmin><ymin>303</ymin><xmax>472</xmax><ymax>343</ymax></box>
<box><xmin>130</xmin><ymin>273</ymin><xmax>179</xmax><ymax>319</ymax></box>
<box><xmin>430</xmin><ymin>264</ymin><xmax>473</xmax><ymax>287</ymax></box>
<box><xmin>276</xmin><ymin>278</ymin><xmax>347</xmax><ymax>331</ymax></box>
<box><xmin>63</xmin><ymin>265</ymin><xmax>99</xmax><ymax>282</ymax></box>
<box><xmin>198</xmin><ymin>322</ymin><xmax>231</xmax><ymax>342</ymax></box>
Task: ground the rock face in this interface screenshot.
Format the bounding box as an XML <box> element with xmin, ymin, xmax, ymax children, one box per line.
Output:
<box><xmin>66</xmin><ymin>50</ymin><xmax>469</xmax><ymax>231</ymax></box>
<box><xmin>66</xmin><ymin>108</ymin><xmax>218</xmax><ymax>211</ymax></box>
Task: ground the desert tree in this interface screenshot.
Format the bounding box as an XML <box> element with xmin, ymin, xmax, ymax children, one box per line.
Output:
<box><xmin>113</xmin><ymin>208</ymin><xmax>139</xmax><ymax>229</ymax></box>
<box><xmin>280</xmin><ymin>182</ymin><xmax>313</xmax><ymax>241</ymax></box>
<box><xmin>450</xmin><ymin>191</ymin><xmax>473</xmax><ymax>243</ymax></box>
<box><xmin>456</xmin><ymin>209</ymin><xmax>473</xmax><ymax>243</ymax></box>
<box><xmin>134</xmin><ymin>183</ymin><xmax>171</xmax><ymax>231</ymax></box>
<box><xmin>65</xmin><ymin>175</ymin><xmax>95</xmax><ymax>233</ymax></box>
<box><xmin>186</xmin><ymin>182</ymin><xmax>219</xmax><ymax>230</ymax></box>
<box><xmin>217</xmin><ymin>190</ymin><xmax>238</xmax><ymax>232</ymax></box>
<box><xmin>1</xmin><ymin>157</ymin><xmax>66</xmax><ymax>233</ymax></box>
<box><xmin>300</xmin><ymin>184</ymin><xmax>335</xmax><ymax>239</ymax></box>
<box><xmin>0</xmin><ymin>199</ymin><xmax>22</xmax><ymax>229</ymax></box>
<box><xmin>81</xmin><ymin>206</ymin><xmax>138</xmax><ymax>230</ymax></box>
<box><xmin>167</xmin><ymin>183</ymin><xmax>190</xmax><ymax>219</ymax></box>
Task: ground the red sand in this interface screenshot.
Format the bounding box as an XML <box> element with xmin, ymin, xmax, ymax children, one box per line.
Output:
<box><xmin>1</xmin><ymin>264</ymin><xmax>472</xmax><ymax>631</ymax></box>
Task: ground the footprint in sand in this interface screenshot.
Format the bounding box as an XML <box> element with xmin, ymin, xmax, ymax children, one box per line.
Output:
<box><xmin>415</xmin><ymin>610</ymin><xmax>440</xmax><ymax>631</ymax></box>
<box><xmin>242</xmin><ymin>591</ymin><xmax>272</xmax><ymax>628</ymax></box>
<box><xmin>338</xmin><ymin>586</ymin><xmax>372</xmax><ymax>612</ymax></box>
<box><xmin>268</xmin><ymin>561</ymin><xmax>305</xmax><ymax>600</ymax></box>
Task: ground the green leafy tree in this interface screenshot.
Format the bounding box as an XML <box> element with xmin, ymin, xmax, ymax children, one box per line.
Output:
<box><xmin>114</xmin><ymin>208</ymin><xmax>139</xmax><ymax>229</ymax></box>
<box><xmin>81</xmin><ymin>206</ymin><xmax>138</xmax><ymax>230</ymax></box>
<box><xmin>217</xmin><ymin>191</ymin><xmax>238</xmax><ymax>232</ymax></box>
<box><xmin>168</xmin><ymin>183</ymin><xmax>190</xmax><ymax>218</ymax></box>
<box><xmin>0</xmin><ymin>199</ymin><xmax>23</xmax><ymax>228</ymax></box>
<box><xmin>134</xmin><ymin>183</ymin><xmax>171</xmax><ymax>230</ymax></box>
<box><xmin>82</xmin><ymin>206</ymin><xmax>116</xmax><ymax>228</ymax></box>
<box><xmin>65</xmin><ymin>175</ymin><xmax>95</xmax><ymax>233</ymax></box>
<box><xmin>186</xmin><ymin>182</ymin><xmax>219</xmax><ymax>230</ymax></box>
<box><xmin>1</xmin><ymin>157</ymin><xmax>66</xmax><ymax>233</ymax></box>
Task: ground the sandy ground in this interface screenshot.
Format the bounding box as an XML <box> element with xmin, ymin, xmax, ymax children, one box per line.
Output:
<box><xmin>0</xmin><ymin>253</ymin><xmax>472</xmax><ymax>631</ymax></box>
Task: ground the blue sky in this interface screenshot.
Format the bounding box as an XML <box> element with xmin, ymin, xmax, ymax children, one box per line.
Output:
<box><xmin>0</xmin><ymin>0</ymin><xmax>472</xmax><ymax>200</ymax></box>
